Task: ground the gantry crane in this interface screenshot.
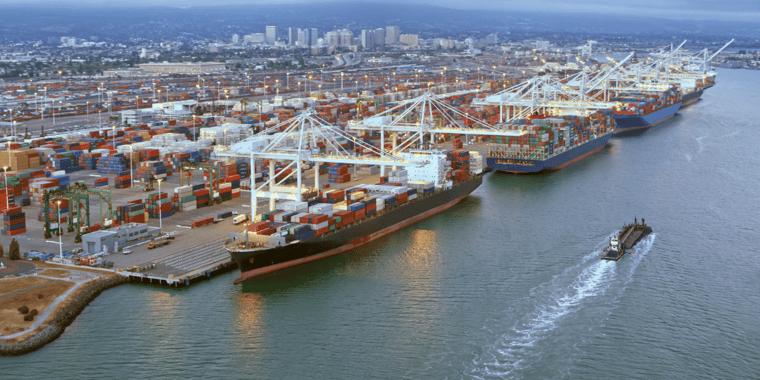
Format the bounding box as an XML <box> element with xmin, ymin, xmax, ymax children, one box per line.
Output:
<box><xmin>178</xmin><ymin>161</ymin><xmax>222</xmax><ymax>205</ymax></box>
<box><xmin>42</xmin><ymin>183</ymin><xmax>113</xmax><ymax>242</ymax></box>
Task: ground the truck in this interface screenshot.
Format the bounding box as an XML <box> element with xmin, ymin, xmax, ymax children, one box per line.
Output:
<box><xmin>148</xmin><ymin>236</ymin><xmax>174</xmax><ymax>249</ymax></box>
<box><xmin>233</xmin><ymin>214</ymin><xmax>249</xmax><ymax>225</ymax></box>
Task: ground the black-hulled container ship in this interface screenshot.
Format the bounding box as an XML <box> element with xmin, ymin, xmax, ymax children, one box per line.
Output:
<box><xmin>225</xmin><ymin>153</ymin><xmax>482</xmax><ymax>283</ymax></box>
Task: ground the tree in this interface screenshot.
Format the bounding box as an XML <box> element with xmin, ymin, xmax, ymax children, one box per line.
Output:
<box><xmin>8</xmin><ymin>238</ymin><xmax>19</xmax><ymax>260</ymax></box>
<box><xmin>0</xmin><ymin>242</ymin><xmax>4</xmax><ymax>259</ymax></box>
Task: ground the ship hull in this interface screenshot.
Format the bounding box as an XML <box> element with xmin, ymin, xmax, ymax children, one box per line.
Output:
<box><xmin>613</xmin><ymin>102</ymin><xmax>682</xmax><ymax>136</ymax></box>
<box><xmin>486</xmin><ymin>132</ymin><xmax>612</xmax><ymax>173</ymax></box>
<box><xmin>680</xmin><ymin>88</ymin><xmax>704</xmax><ymax>108</ymax></box>
<box><xmin>228</xmin><ymin>175</ymin><xmax>483</xmax><ymax>283</ymax></box>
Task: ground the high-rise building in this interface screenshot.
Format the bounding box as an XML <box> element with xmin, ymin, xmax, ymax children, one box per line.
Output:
<box><xmin>232</xmin><ymin>34</ymin><xmax>240</xmax><ymax>44</ymax></box>
<box><xmin>298</xmin><ymin>28</ymin><xmax>310</xmax><ymax>47</ymax></box>
<box><xmin>400</xmin><ymin>34</ymin><xmax>419</xmax><ymax>46</ymax></box>
<box><xmin>326</xmin><ymin>31</ymin><xmax>340</xmax><ymax>47</ymax></box>
<box><xmin>288</xmin><ymin>28</ymin><xmax>297</xmax><ymax>46</ymax></box>
<box><xmin>385</xmin><ymin>26</ymin><xmax>400</xmax><ymax>45</ymax></box>
<box><xmin>339</xmin><ymin>29</ymin><xmax>353</xmax><ymax>47</ymax></box>
<box><xmin>361</xmin><ymin>30</ymin><xmax>374</xmax><ymax>49</ymax></box>
<box><xmin>485</xmin><ymin>33</ymin><xmax>498</xmax><ymax>45</ymax></box>
<box><xmin>310</xmin><ymin>28</ymin><xmax>318</xmax><ymax>46</ymax></box>
<box><xmin>374</xmin><ymin>28</ymin><xmax>386</xmax><ymax>46</ymax></box>
<box><xmin>265</xmin><ymin>26</ymin><xmax>277</xmax><ymax>45</ymax></box>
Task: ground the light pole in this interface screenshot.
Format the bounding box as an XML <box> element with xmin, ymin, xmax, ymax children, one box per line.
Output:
<box><xmin>297</xmin><ymin>81</ymin><xmax>301</xmax><ymax>97</ymax></box>
<box><xmin>52</xmin><ymin>100</ymin><xmax>56</xmax><ymax>126</ymax></box>
<box><xmin>340</xmin><ymin>72</ymin><xmax>344</xmax><ymax>92</ymax></box>
<box><xmin>286</xmin><ymin>73</ymin><xmax>290</xmax><ymax>91</ymax></box>
<box><xmin>57</xmin><ymin>200</ymin><xmax>62</xmax><ymax>261</ymax></box>
<box><xmin>86</xmin><ymin>101</ymin><xmax>89</xmax><ymax>126</ymax></box>
<box><xmin>112</xmin><ymin>126</ymin><xmax>116</xmax><ymax>150</ymax></box>
<box><xmin>157</xmin><ymin>179</ymin><xmax>163</xmax><ymax>232</ymax></box>
<box><xmin>217</xmin><ymin>81</ymin><xmax>221</xmax><ymax>102</ymax></box>
<box><xmin>129</xmin><ymin>145</ymin><xmax>134</xmax><ymax>188</ymax></box>
<box><xmin>2</xmin><ymin>166</ymin><xmax>8</xmax><ymax>209</ymax></box>
<box><xmin>98</xmin><ymin>86</ymin><xmax>102</xmax><ymax>127</ymax></box>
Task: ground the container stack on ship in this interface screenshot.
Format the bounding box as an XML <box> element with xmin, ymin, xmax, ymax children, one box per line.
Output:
<box><xmin>223</xmin><ymin>108</ymin><xmax>485</xmax><ymax>283</ymax></box>
<box><xmin>474</xmin><ymin>75</ymin><xmax>616</xmax><ymax>173</ymax></box>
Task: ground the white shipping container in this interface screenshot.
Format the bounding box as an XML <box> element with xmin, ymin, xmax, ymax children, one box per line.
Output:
<box><xmin>309</xmin><ymin>203</ymin><xmax>334</xmax><ymax>214</ymax></box>
<box><xmin>311</xmin><ymin>221</ymin><xmax>329</xmax><ymax>230</ymax></box>
<box><xmin>290</xmin><ymin>212</ymin><xmax>309</xmax><ymax>223</ymax></box>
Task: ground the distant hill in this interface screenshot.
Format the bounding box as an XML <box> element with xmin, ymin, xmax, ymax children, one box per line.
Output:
<box><xmin>0</xmin><ymin>2</ymin><xmax>756</xmax><ymax>43</ymax></box>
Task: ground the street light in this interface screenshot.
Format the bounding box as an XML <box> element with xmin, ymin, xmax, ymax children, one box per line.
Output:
<box><xmin>129</xmin><ymin>145</ymin><xmax>134</xmax><ymax>188</ymax></box>
<box><xmin>157</xmin><ymin>179</ymin><xmax>163</xmax><ymax>232</ymax></box>
<box><xmin>57</xmin><ymin>200</ymin><xmax>63</xmax><ymax>261</ymax></box>
<box><xmin>86</xmin><ymin>101</ymin><xmax>89</xmax><ymax>126</ymax></box>
<box><xmin>340</xmin><ymin>72</ymin><xmax>344</xmax><ymax>92</ymax></box>
<box><xmin>2</xmin><ymin>166</ymin><xmax>8</xmax><ymax>209</ymax></box>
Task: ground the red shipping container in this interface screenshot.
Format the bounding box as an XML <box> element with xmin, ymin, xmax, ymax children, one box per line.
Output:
<box><xmin>312</xmin><ymin>214</ymin><xmax>329</xmax><ymax>224</ymax></box>
<box><xmin>299</xmin><ymin>213</ymin><xmax>317</xmax><ymax>224</ymax></box>
<box><xmin>5</xmin><ymin>228</ymin><xmax>26</xmax><ymax>236</ymax></box>
<box><xmin>247</xmin><ymin>221</ymin><xmax>270</xmax><ymax>232</ymax></box>
<box><xmin>4</xmin><ymin>218</ymin><xmax>25</xmax><ymax>226</ymax></box>
<box><xmin>354</xmin><ymin>208</ymin><xmax>366</xmax><ymax>220</ymax></box>
<box><xmin>258</xmin><ymin>227</ymin><xmax>275</xmax><ymax>236</ymax></box>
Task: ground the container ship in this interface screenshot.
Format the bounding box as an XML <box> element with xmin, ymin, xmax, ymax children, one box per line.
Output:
<box><xmin>486</xmin><ymin>110</ymin><xmax>615</xmax><ymax>173</ymax></box>
<box><xmin>611</xmin><ymin>86</ymin><xmax>682</xmax><ymax>135</ymax></box>
<box><xmin>225</xmin><ymin>150</ymin><xmax>483</xmax><ymax>283</ymax></box>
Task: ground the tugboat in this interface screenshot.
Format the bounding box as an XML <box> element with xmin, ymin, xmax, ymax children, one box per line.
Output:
<box><xmin>601</xmin><ymin>218</ymin><xmax>653</xmax><ymax>261</ymax></box>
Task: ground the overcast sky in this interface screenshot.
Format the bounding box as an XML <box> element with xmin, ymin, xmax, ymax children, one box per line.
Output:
<box><xmin>9</xmin><ymin>0</ymin><xmax>760</xmax><ymax>22</ymax></box>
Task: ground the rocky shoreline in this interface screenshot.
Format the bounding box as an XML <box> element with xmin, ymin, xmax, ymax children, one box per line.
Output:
<box><xmin>0</xmin><ymin>275</ymin><xmax>129</xmax><ymax>356</ymax></box>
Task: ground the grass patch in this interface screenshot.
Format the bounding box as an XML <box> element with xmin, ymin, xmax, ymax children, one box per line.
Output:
<box><xmin>0</xmin><ymin>280</ymin><xmax>75</xmax><ymax>335</ymax></box>
<box><xmin>0</xmin><ymin>277</ymin><xmax>54</xmax><ymax>297</ymax></box>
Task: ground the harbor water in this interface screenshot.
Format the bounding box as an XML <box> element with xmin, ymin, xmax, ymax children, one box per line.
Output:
<box><xmin>2</xmin><ymin>68</ymin><xmax>759</xmax><ymax>379</ymax></box>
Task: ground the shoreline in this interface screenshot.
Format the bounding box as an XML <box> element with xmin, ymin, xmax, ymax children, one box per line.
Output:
<box><xmin>0</xmin><ymin>273</ymin><xmax>129</xmax><ymax>356</ymax></box>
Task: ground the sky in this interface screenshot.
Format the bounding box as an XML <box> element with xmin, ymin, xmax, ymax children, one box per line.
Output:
<box><xmin>8</xmin><ymin>0</ymin><xmax>760</xmax><ymax>22</ymax></box>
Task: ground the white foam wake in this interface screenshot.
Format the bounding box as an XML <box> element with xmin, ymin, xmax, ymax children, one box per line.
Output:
<box><xmin>471</xmin><ymin>251</ymin><xmax>616</xmax><ymax>378</ymax></box>
<box><xmin>470</xmin><ymin>233</ymin><xmax>657</xmax><ymax>379</ymax></box>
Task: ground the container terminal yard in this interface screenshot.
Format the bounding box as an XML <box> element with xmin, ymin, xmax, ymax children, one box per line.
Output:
<box><xmin>0</xmin><ymin>39</ymin><xmax>733</xmax><ymax>352</ymax></box>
